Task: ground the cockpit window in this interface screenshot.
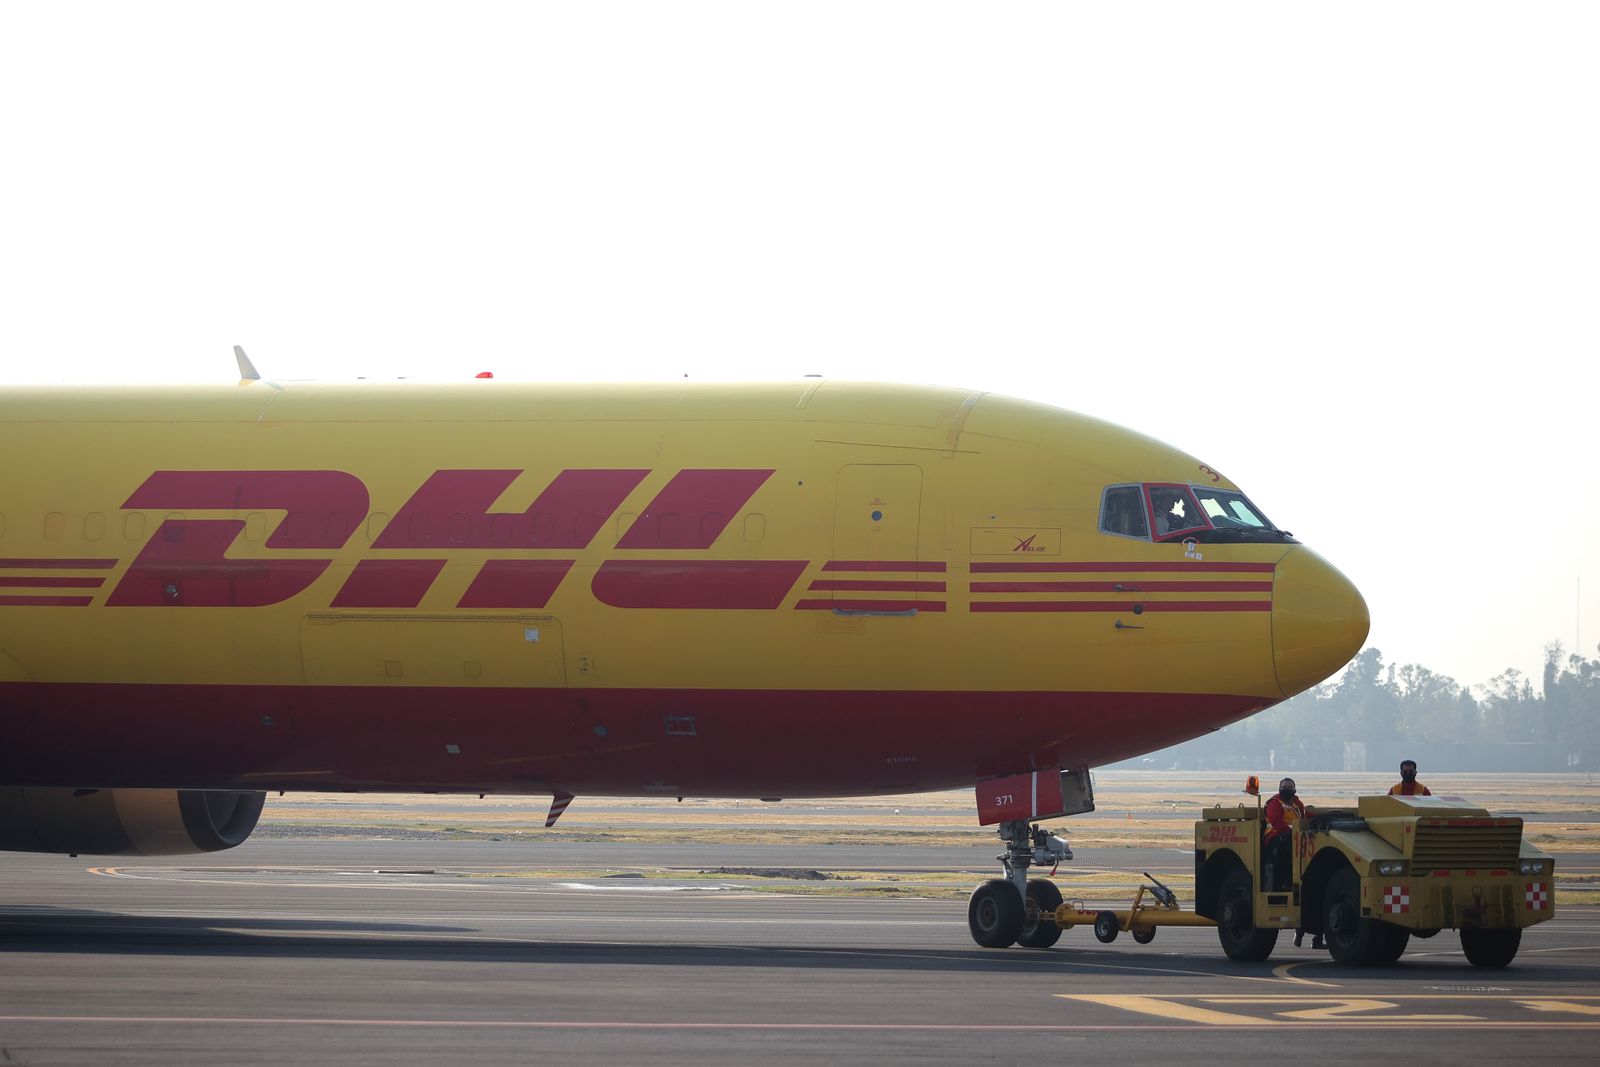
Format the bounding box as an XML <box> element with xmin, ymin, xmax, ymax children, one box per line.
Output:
<box><xmin>1097</xmin><ymin>482</ymin><xmax>1295</xmax><ymax>544</ymax></box>
<box><xmin>1147</xmin><ymin>484</ymin><xmax>1209</xmax><ymax>539</ymax></box>
<box><xmin>1194</xmin><ymin>487</ymin><xmax>1272</xmax><ymax>530</ymax></box>
<box><xmin>1099</xmin><ymin>485</ymin><xmax>1149</xmax><ymax>539</ymax></box>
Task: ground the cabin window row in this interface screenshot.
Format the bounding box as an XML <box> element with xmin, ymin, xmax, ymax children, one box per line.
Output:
<box><xmin>0</xmin><ymin>511</ymin><xmax>770</xmax><ymax>546</ymax></box>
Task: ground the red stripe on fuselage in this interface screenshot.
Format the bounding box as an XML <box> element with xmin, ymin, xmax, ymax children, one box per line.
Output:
<box><xmin>970</xmin><ymin>561</ymin><xmax>1276</xmax><ymax>573</ymax></box>
<box><xmin>372</xmin><ymin>469</ymin><xmax>649</xmax><ymax>550</ymax></box>
<box><xmin>793</xmin><ymin>599</ymin><xmax>946</xmax><ymax>612</ymax></box>
<box><xmin>593</xmin><ymin>560</ymin><xmax>808</xmax><ymax>609</ymax></box>
<box><xmin>0</xmin><ymin>595</ymin><xmax>94</xmax><ymax>606</ymax></box>
<box><xmin>971</xmin><ymin>580</ymin><xmax>1272</xmax><ymax>593</ymax></box>
<box><xmin>823</xmin><ymin>561</ymin><xmax>946</xmax><ymax>572</ymax></box>
<box><xmin>972</xmin><ymin>600</ymin><xmax>1271</xmax><ymax>613</ymax></box>
<box><xmin>615</xmin><ymin>470</ymin><xmax>774</xmax><ymax>550</ymax></box>
<box><xmin>0</xmin><ymin>577</ymin><xmax>104</xmax><ymax>588</ymax></box>
<box><xmin>807</xmin><ymin>580</ymin><xmax>946</xmax><ymax>592</ymax></box>
<box><xmin>331</xmin><ymin>559</ymin><xmax>448</xmax><ymax>608</ymax></box>
<box><xmin>0</xmin><ymin>559</ymin><xmax>119</xmax><ymax>569</ymax></box>
<box><xmin>458</xmin><ymin>560</ymin><xmax>575</xmax><ymax>608</ymax></box>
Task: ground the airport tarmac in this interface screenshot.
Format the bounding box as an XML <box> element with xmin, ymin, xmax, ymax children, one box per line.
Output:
<box><xmin>2</xmin><ymin>840</ymin><xmax>1598</xmax><ymax>1064</ymax></box>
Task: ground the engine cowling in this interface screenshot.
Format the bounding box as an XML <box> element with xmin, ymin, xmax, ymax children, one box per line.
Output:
<box><xmin>0</xmin><ymin>787</ymin><xmax>265</xmax><ymax>855</ymax></box>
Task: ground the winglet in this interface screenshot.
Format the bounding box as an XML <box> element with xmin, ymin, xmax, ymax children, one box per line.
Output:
<box><xmin>233</xmin><ymin>345</ymin><xmax>260</xmax><ymax>381</ymax></box>
<box><xmin>545</xmin><ymin>790</ymin><xmax>574</xmax><ymax>828</ymax></box>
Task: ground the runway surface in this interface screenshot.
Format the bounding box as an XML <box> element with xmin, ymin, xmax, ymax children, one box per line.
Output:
<box><xmin>3</xmin><ymin>840</ymin><xmax>1598</xmax><ymax>1064</ymax></box>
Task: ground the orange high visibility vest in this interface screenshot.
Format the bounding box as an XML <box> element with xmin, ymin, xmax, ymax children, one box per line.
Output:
<box><xmin>1388</xmin><ymin>780</ymin><xmax>1431</xmax><ymax>796</ymax></box>
<box><xmin>1264</xmin><ymin>794</ymin><xmax>1304</xmax><ymax>843</ymax></box>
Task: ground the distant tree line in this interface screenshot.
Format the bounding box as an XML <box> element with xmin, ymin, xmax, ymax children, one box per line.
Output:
<box><xmin>1121</xmin><ymin>644</ymin><xmax>1600</xmax><ymax>772</ymax></box>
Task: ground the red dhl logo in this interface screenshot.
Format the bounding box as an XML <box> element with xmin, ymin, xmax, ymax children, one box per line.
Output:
<box><xmin>7</xmin><ymin>468</ymin><xmax>809</xmax><ymax>611</ymax></box>
<box><xmin>1204</xmin><ymin>825</ymin><xmax>1249</xmax><ymax>845</ymax></box>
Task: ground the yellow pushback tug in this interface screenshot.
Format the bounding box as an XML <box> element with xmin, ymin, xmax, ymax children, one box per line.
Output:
<box><xmin>1050</xmin><ymin>777</ymin><xmax>1554</xmax><ymax>967</ymax></box>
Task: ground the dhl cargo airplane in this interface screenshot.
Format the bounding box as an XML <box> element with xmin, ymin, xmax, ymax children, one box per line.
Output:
<box><xmin>0</xmin><ymin>366</ymin><xmax>1368</xmax><ymax>947</ymax></box>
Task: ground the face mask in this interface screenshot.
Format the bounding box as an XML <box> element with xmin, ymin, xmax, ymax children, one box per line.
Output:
<box><xmin>1401</xmin><ymin>770</ymin><xmax>1416</xmax><ymax>782</ymax></box>
<box><xmin>1279</xmin><ymin>789</ymin><xmax>1294</xmax><ymax>801</ymax></box>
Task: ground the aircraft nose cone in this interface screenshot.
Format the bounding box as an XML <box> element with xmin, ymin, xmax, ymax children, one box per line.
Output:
<box><xmin>1272</xmin><ymin>546</ymin><xmax>1369</xmax><ymax>698</ymax></box>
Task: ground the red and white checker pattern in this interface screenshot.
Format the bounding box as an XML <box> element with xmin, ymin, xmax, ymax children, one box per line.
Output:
<box><xmin>1382</xmin><ymin>885</ymin><xmax>1410</xmax><ymax>914</ymax></box>
<box><xmin>1526</xmin><ymin>882</ymin><xmax>1549</xmax><ymax>910</ymax></box>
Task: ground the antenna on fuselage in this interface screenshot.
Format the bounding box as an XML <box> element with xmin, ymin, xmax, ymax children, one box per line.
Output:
<box><xmin>233</xmin><ymin>345</ymin><xmax>261</xmax><ymax>381</ymax></box>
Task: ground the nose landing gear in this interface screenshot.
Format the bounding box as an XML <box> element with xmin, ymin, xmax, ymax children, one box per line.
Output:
<box><xmin>966</xmin><ymin>817</ymin><xmax>1073</xmax><ymax>947</ymax></box>
<box><xmin>966</xmin><ymin>765</ymin><xmax>1094</xmax><ymax>948</ymax></box>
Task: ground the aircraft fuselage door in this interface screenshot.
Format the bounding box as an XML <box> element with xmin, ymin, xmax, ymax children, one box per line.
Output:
<box><xmin>832</xmin><ymin>464</ymin><xmax>924</xmax><ymax>601</ymax></box>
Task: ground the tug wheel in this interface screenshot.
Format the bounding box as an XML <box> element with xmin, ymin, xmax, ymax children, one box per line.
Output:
<box><xmin>1216</xmin><ymin>865</ymin><xmax>1279</xmax><ymax>962</ymax></box>
<box><xmin>1460</xmin><ymin>928</ymin><xmax>1521</xmax><ymax>968</ymax></box>
<box><xmin>1093</xmin><ymin>910</ymin><xmax>1121</xmax><ymax>943</ymax></box>
<box><xmin>1322</xmin><ymin>866</ymin><xmax>1403</xmax><ymax>966</ymax></box>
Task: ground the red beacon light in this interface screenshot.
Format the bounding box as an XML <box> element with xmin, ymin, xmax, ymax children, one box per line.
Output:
<box><xmin>475</xmin><ymin>371</ymin><xmax>494</xmax><ymax>379</ymax></box>
<box><xmin>1244</xmin><ymin>775</ymin><xmax>1260</xmax><ymax>796</ymax></box>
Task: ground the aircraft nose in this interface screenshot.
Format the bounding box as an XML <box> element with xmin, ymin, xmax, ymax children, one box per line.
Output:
<box><xmin>1272</xmin><ymin>546</ymin><xmax>1370</xmax><ymax>698</ymax></box>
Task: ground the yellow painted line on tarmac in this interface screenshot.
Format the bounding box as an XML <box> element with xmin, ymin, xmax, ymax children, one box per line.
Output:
<box><xmin>1270</xmin><ymin>961</ymin><xmax>1339</xmax><ymax>987</ymax></box>
<box><xmin>1059</xmin><ymin>994</ymin><xmax>1600</xmax><ymax>1028</ymax></box>
<box><xmin>1062</xmin><ymin>995</ymin><xmax>1273</xmax><ymax>1026</ymax></box>
<box><xmin>1211</xmin><ymin>997</ymin><xmax>1476</xmax><ymax>1022</ymax></box>
<box><xmin>1519</xmin><ymin>999</ymin><xmax>1600</xmax><ymax>1017</ymax></box>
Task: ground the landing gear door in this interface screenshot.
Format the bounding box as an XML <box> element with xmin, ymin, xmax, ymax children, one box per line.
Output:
<box><xmin>831</xmin><ymin>464</ymin><xmax>924</xmax><ymax>605</ymax></box>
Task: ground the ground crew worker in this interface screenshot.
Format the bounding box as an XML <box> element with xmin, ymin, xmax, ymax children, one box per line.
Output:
<box><xmin>1389</xmin><ymin>759</ymin><xmax>1431</xmax><ymax>796</ymax></box>
<box><xmin>1263</xmin><ymin>777</ymin><xmax>1303</xmax><ymax>891</ymax></box>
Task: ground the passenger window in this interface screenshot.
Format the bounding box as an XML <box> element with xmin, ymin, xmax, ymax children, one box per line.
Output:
<box><xmin>1099</xmin><ymin>485</ymin><xmax>1149</xmax><ymax>540</ymax></box>
<box><xmin>1147</xmin><ymin>485</ymin><xmax>1208</xmax><ymax>539</ymax></box>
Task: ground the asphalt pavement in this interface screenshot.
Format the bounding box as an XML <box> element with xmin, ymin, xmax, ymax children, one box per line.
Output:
<box><xmin>2</xmin><ymin>840</ymin><xmax>1597</xmax><ymax>1064</ymax></box>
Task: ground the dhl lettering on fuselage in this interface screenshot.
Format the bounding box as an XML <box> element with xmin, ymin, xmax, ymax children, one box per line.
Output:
<box><xmin>0</xmin><ymin>467</ymin><xmax>1277</xmax><ymax>613</ymax></box>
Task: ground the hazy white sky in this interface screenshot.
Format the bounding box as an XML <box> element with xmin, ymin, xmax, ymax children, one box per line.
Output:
<box><xmin>2</xmin><ymin>2</ymin><xmax>1595</xmax><ymax>688</ymax></box>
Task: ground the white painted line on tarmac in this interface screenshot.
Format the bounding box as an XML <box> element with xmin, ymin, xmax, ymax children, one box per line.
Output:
<box><xmin>549</xmin><ymin>882</ymin><xmax>750</xmax><ymax>892</ymax></box>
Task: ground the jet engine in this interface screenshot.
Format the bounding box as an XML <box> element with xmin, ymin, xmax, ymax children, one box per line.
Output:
<box><xmin>0</xmin><ymin>787</ymin><xmax>265</xmax><ymax>855</ymax></box>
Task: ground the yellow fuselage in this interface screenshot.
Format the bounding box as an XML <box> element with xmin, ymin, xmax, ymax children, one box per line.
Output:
<box><xmin>0</xmin><ymin>380</ymin><xmax>1367</xmax><ymax>797</ymax></box>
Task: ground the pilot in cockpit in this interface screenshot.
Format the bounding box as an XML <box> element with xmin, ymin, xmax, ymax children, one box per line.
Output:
<box><xmin>1150</xmin><ymin>488</ymin><xmax>1193</xmax><ymax>537</ymax></box>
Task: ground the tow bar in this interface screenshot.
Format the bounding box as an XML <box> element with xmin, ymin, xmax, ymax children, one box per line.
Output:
<box><xmin>1053</xmin><ymin>871</ymin><xmax>1216</xmax><ymax>944</ymax></box>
